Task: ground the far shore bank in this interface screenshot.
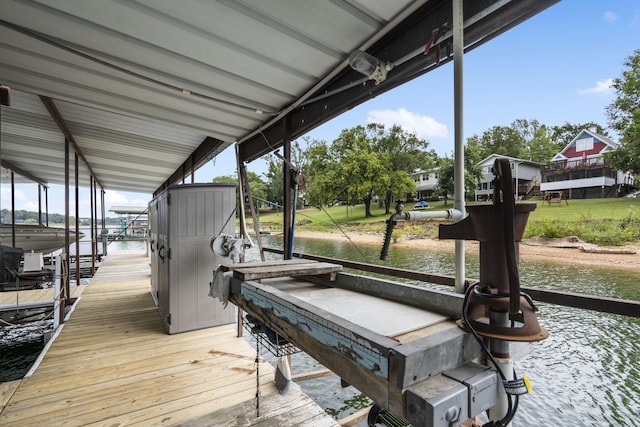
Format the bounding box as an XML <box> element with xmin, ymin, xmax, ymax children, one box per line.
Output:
<box><xmin>276</xmin><ymin>229</ymin><xmax>640</xmax><ymax>271</ymax></box>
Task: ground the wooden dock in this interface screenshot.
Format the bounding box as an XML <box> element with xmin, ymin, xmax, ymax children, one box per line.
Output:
<box><xmin>0</xmin><ymin>250</ymin><xmax>339</xmax><ymax>426</ymax></box>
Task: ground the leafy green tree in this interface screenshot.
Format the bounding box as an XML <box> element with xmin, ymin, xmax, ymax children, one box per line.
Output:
<box><xmin>550</xmin><ymin>121</ymin><xmax>608</xmax><ymax>147</ymax></box>
<box><xmin>465</xmin><ymin>136</ymin><xmax>483</xmax><ymax>166</ymax></box>
<box><xmin>371</xmin><ymin>124</ymin><xmax>436</xmax><ymax>214</ymax></box>
<box><xmin>244</xmin><ymin>171</ymin><xmax>268</xmax><ymax>208</ymax></box>
<box><xmin>464</xmin><ymin>137</ymin><xmax>484</xmax><ymax>189</ymax></box>
<box><xmin>469</xmin><ymin>119</ymin><xmax>569</xmax><ymax>163</ymax></box>
<box><xmin>528</xmin><ymin>125</ymin><xmax>560</xmax><ymax>163</ymax></box>
<box><xmin>264</xmin><ymin>157</ymin><xmax>284</xmax><ymax>209</ymax></box>
<box><xmin>263</xmin><ymin>141</ymin><xmax>305</xmax><ymax>208</ymax></box>
<box><xmin>606</xmin><ymin>49</ymin><xmax>640</xmax><ymax>173</ymax></box>
<box><xmin>302</xmin><ymin>139</ymin><xmax>337</xmax><ymax>207</ymax></box>
<box><xmin>435</xmin><ymin>142</ymin><xmax>482</xmax><ymax>206</ymax></box>
<box><xmin>434</xmin><ymin>156</ymin><xmax>454</xmax><ymax>206</ymax></box>
<box><xmin>329</xmin><ymin>126</ymin><xmax>389</xmax><ymax>217</ymax></box>
<box><xmin>472</xmin><ymin>125</ymin><xmax>522</xmax><ymax>158</ymax></box>
<box><xmin>304</xmin><ymin>124</ymin><xmax>433</xmax><ymax>217</ymax></box>
<box><xmin>213</xmin><ymin>170</ymin><xmax>268</xmax><ymax>212</ymax></box>
<box><xmin>464</xmin><ymin>153</ymin><xmax>483</xmax><ymax>199</ymax></box>
<box><xmin>212</xmin><ymin>175</ymin><xmax>236</xmax><ymax>183</ymax></box>
<box><xmin>0</xmin><ymin>209</ymin><xmax>77</xmax><ymax>225</ymax></box>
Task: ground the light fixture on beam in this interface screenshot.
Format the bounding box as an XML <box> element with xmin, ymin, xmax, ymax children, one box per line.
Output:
<box><xmin>0</xmin><ymin>85</ymin><xmax>10</xmax><ymax>106</ymax></box>
<box><xmin>348</xmin><ymin>50</ymin><xmax>392</xmax><ymax>85</ymax></box>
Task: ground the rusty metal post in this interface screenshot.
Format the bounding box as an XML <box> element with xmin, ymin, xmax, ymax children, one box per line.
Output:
<box><xmin>101</xmin><ymin>188</ymin><xmax>107</xmax><ymax>256</ymax></box>
<box><xmin>94</xmin><ymin>180</ymin><xmax>99</xmax><ymax>260</ymax></box>
<box><xmin>45</xmin><ymin>186</ymin><xmax>49</xmax><ymax>227</ymax></box>
<box><xmin>38</xmin><ymin>184</ymin><xmax>42</xmax><ymax>226</ymax></box>
<box><xmin>282</xmin><ymin>120</ymin><xmax>292</xmax><ymax>260</ymax></box>
<box><xmin>90</xmin><ymin>176</ymin><xmax>96</xmax><ymax>275</ymax></box>
<box><xmin>63</xmin><ymin>137</ymin><xmax>70</xmax><ymax>312</ymax></box>
<box><xmin>11</xmin><ymin>171</ymin><xmax>15</xmax><ymax>247</ymax></box>
<box><xmin>75</xmin><ymin>153</ymin><xmax>80</xmax><ymax>291</ymax></box>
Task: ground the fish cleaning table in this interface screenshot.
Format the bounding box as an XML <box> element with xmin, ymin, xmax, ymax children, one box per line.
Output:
<box><xmin>225</xmin><ymin>260</ymin><xmax>501</xmax><ymax>426</ymax></box>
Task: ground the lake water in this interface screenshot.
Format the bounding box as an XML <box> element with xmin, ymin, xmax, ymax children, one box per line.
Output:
<box><xmin>0</xmin><ymin>238</ymin><xmax>146</xmax><ymax>382</ymax></box>
<box><xmin>251</xmin><ymin>235</ymin><xmax>640</xmax><ymax>426</ymax></box>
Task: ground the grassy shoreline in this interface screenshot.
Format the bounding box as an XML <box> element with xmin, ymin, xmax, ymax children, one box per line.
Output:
<box><xmin>251</xmin><ymin>198</ymin><xmax>640</xmax><ymax>246</ymax></box>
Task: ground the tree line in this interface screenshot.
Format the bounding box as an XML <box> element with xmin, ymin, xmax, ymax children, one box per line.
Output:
<box><xmin>216</xmin><ymin>49</ymin><xmax>639</xmax><ymax>217</ymax></box>
<box><xmin>219</xmin><ymin>117</ymin><xmax>617</xmax><ymax>217</ymax></box>
<box><xmin>0</xmin><ymin>209</ymin><xmax>120</xmax><ymax>226</ymax></box>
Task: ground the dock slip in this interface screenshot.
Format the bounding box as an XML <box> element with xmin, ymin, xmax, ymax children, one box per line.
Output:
<box><xmin>0</xmin><ymin>251</ymin><xmax>338</xmax><ymax>427</ymax></box>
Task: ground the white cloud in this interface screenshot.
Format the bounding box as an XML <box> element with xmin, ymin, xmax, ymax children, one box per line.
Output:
<box><xmin>366</xmin><ymin>108</ymin><xmax>449</xmax><ymax>139</ymax></box>
<box><xmin>103</xmin><ymin>191</ymin><xmax>149</xmax><ymax>215</ymax></box>
<box><xmin>603</xmin><ymin>11</ymin><xmax>618</xmax><ymax>22</ymax></box>
<box><xmin>104</xmin><ymin>190</ymin><xmax>130</xmax><ymax>207</ymax></box>
<box><xmin>0</xmin><ymin>187</ymin><xmax>39</xmax><ymax>212</ymax></box>
<box><xmin>130</xmin><ymin>197</ymin><xmax>150</xmax><ymax>207</ymax></box>
<box><xmin>577</xmin><ymin>78</ymin><xmax>614</xmax><ymax>95</ymax></box>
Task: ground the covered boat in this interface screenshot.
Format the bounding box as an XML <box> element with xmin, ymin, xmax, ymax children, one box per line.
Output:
<box><xmin>0</xmin><ymin>224</ymin><xmax>84</xmax><ymax>254</ymax></box>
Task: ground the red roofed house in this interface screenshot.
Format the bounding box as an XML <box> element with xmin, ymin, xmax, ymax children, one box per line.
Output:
<box><xmin>540</xmin><ymin>128</ymin><xmax>635</xmax><ymax>199</ymax></box>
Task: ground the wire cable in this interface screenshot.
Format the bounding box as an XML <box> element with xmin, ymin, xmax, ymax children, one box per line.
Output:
<box><xmin>319</xmin><ymin>206</ymin><xmax>369</xmax><ymax>263</ymax></box>
<box><xmin>462</xmin><ymin>282</ymin><xmax>516</xmax><ymax>427</ymax></box>
<box><xmin>213</xmin><ymin>207</ymin><xmax>237</xmax><ymax>240</ymax></box>
<box><xmin>249</xmin><ymin>195</ymin><xmax>370</xmax><ymax>263</ymax></box>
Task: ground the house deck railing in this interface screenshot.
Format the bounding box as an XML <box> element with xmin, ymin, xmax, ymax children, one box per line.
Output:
<box><xmin>541</xmin><ymin>157</ymin><xmax>606</xmax><ymax>173</ymax></box>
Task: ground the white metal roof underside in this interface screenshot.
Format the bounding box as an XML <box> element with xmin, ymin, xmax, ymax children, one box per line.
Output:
<box><xmin>0</xmin><ymin>0</ymin><xmax>558</xmax><ymax>195</ymax></box>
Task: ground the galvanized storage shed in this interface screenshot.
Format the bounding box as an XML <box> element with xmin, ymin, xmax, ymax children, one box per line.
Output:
<box><xmin>149</xmin><ymin>183</ymin><xmax>237</xmax><ymax>334</ymax></box>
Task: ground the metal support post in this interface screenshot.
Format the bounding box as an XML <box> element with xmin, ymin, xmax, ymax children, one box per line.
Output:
<box><xmin>453</xmin><ymin>0</ymin><xmax>466</xmax><ymax>294</ymax></box>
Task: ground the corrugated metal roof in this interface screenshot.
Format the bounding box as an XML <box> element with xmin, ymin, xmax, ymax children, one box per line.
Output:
<box><xmin>0</xmin><ymin>0</ymin><xmax>558</xmax><ymax>195</ymax></box>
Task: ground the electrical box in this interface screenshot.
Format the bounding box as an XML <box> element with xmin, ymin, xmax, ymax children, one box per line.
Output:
<box><xmin>405</xmin><ymin>363</ymin><xmax>499</xmax><ymax>427</ymax></box>
<box><xmin>444</xmin><ymin>362</ymin><xmax>499</xmax><ymax>417</ymax></box>
<box><xmin>23</xmin><ymin>252</ymin><xmax>44</xmax><ymax>272</ymax></box>
<box><xmin>149</xmin><ymin>183</ymin><xmax>237</xmax><ymax>334</ymax></box>
<box><xmin>406</xmin><ymin>374</ymin><xmax>468</xmax><ymax>426</ymax></box>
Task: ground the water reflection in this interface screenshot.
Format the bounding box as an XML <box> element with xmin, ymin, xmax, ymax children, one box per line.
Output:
<box><xmin>253</xmin><ymin>235</ymin><xmax>640</xmax><ymax>426</ymax></box>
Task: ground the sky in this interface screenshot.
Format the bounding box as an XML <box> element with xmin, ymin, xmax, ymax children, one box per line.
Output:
<box><xmin>2</xmin><ymin>0</ymin><xmax>640</xmax><ymax>218</ymax></box>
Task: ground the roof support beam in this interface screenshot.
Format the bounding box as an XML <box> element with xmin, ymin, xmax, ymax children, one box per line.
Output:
<box><xmin>153</xmin><ymin>136</ymin><xmax>226</xmax><ymax>197</ymax></box>
<box><xmin>237</xmin><ymin>0</ymin><xmax>559</xmax><ymax>164</ymax></box>
<box><xmin>0</xmin><ymin>158</ymin><xmax>48</xmax><ymax>187</ymax></box>
<box><xmin>39</xmin><ymin>95</ymin><xmax>103</xmax><ymax>189</ymax></box>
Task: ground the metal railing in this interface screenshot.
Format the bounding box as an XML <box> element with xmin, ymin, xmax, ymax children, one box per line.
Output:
<box><xmin>262</xmin><ymin>247</ymin><xmax>639</xmax><ymax>318</ymax></box>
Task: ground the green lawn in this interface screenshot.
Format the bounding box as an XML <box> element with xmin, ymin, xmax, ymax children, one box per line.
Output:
<box><xmin>250</xmin><ymin>198</ymin><xmax>640</xmax><ymax>246</ymax></box>
<box><xmin>529</xmin><ymin>197</ymin><xmax>639</xmax><ymax>221</ymax></box>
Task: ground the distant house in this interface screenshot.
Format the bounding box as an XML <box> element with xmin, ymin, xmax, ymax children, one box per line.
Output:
<box><xmin>475</xmin><ymin>154</ymin><xmax>542</xmax><ymax>201</ymax></box>
<box><xmin>411</xmin><ymin>168</ymin><xmax>439</xmax><ymax>199</ymax></box>
<box><xmin>540</xmin><ymin>128</ymin><xmax>634</xmax><ymax>199</ymax></box>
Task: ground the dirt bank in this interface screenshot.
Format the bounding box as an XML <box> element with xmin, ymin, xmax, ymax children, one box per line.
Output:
<box><xmin>289</xmin><ymin>230</ymin><xmax>640</xmax><ymax>270</ymax></box>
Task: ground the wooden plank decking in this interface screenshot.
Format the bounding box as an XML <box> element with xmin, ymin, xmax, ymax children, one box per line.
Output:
<box><xmin>0</xmin><ymin>250</ymin><xmax>339</xmax><ymax>426</ymax></box>
<box><xmin>222</xmin><ymin>260</ymin><xmax>342</xmax><ymax>281</ymax></box>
